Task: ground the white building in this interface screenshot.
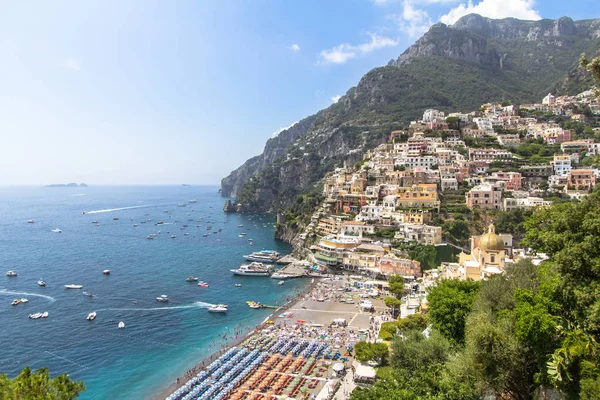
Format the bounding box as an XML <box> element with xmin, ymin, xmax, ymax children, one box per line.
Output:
<box><xmin>423</xmin><ymin>109</ymin><xmax>445</xmax><ymax>123</ymax></box>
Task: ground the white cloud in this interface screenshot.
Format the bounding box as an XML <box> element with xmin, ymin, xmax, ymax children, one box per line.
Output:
<box><xmin>62</xmin><ymin>58</ymin><xmax>82</xmax><ymax>71</ymax></box>
<box><xmin>439</xmin><ymin>0</ymin><xmax>541</xmax><ymax>25</ymax></box>
<box><xmin>271</xmin><ymin>121</ymin><xmax>299</xmax><ymax>138</ymax></box>
<box><xmin>289</xmin><ymin>44</ymin><xmax>300</xmax><ymax>52</ymax></box>
<box><xmin>371</xmin><ymin>0</ymin><xmax>391</xmax><ymax>5</ymax></box>
<box><xmin>331</xmin><ymin>95</ymin><xmax>342</xmax><ymax>103</ymax></box>
<box><xmin>319</xmin><ymin>34</ymin><xmax>398</xmax><ymax>64</ymax></box>
<box><xmin>397</xmin><ymin>0</ymin><xmax>433</xmax><ymax>38</ymax></box>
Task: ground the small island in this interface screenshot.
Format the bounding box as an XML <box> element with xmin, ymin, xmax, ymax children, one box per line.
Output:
<box><xmin>45</xmin><ymin>183</ymin><xmax>88</xmax><ymax>187</ymax></box>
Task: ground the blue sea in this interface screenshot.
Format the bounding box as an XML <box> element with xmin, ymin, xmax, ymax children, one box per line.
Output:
<box><xmin>0</xmin><ymin>185</ymin><xmax>304</xmax><ymax>399</ymax></box>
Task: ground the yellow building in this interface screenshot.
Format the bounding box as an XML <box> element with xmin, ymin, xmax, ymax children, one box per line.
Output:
<box><xmin>395</xmin><ymin>184</ymin><xmax>440</xmax><ymax>211</ymax></box>
<box><xmin>458</xmin><ymin>224</ymin><xmax>507</xmax><ymax>280</ymax></box>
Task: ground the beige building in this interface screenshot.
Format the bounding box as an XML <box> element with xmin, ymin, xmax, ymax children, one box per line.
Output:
<box><xmin>465</xmin><ymin>184</ymin><xmax>503</xmax><ymax>210</ymax></box>
<box><xmin>457</xmin><ymin>224</ymin><xmax>508</xmax><ymax>280</ymax></box>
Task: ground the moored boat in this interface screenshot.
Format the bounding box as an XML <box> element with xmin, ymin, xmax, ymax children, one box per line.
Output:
<box><xmin>64</xmin><ymin>284</ymin><xmax>83</xmax><ymax>289</ymax></box>
<box><xmin>41</xmin><ymin>311</ymin><xmax>48</xmax><ymax>318</ymax></box>
<box><xmin>243</xmin><ymin>250</ymin><xmax>281</xmax><ymax>263</ymax></box>
<box><xmin>29</xmin><ymin>312</ymin><xmax>43</xmax><ymax>319</ymax></box>
<box><xmin>11</xmin><ymin>299</ymin><xmax>21</xmax><ymax>306</ymax></box>
<box><xmin>86</xmin><ymin>312</ymin><xmax>97</xmax><ymax>321</ymax></box>
<box><xmin>118</xmin><ymin>321</ymin><xmax>125</xmax><ymax>329</ymax></box>
<box><xmin>20</xmin><ymin>298</ymin><xmax>28</xmax><ymax>303</ymax></box>
<box><xmin>6</xmin><ymin>270</ymin><xmax>17</xmax><ymax>277</ymax></box>
<box><xmin>230</xmin><ymin>262</ymin><xmax>273</xmax><ymax>277</ymax></box>
<box><xmin>186</xmin><ymin>276</ymin><xmax>198</xmax><ymax>282</ymax></box>
<box><xmin>37</xmin><ymin>279</ymin><xmax>46</xmax><ymax>286</ymax></box>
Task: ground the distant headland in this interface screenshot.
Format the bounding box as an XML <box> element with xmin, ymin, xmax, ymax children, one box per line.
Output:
<box><xmin>45</xmin><ymin>183</ymin><xmax>88</xmax><ymax>188</ymax></box>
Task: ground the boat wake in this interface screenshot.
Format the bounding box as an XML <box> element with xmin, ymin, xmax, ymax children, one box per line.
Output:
<box><xmin>96</xmin><ymin>301</ymin><xmax>215</xmax><ymax>312</ymax></box>
<box><xmin>84</xmin><ymin>204</ymin><xmax>167</xmax><ymax>214</ymax></box>
<box><xmin>0</xmin><ymin>289</ymin><xmax>56</xmax><ymax>302</ymax></box>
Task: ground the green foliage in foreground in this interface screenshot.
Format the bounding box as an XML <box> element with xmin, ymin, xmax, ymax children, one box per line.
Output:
<box><xmin>354</xmin><ymin>342</ymin><xmax>389</xmax><ymax>365</ymax></box>
<box><xmin>0</xmin><ymin>367</ymin><xmax>85</xmax><ymax>400</ymax></box>
<box><xmin>352</xmin><ymin>189</ymin><xmax>600</xmax><ymax>399</ymax></box>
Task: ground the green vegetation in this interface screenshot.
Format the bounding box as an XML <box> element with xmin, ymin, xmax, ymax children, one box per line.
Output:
<box><xmin>351</xmin><ymin>189</ymin><xmax>600</xmax><ymax>399</ymax></box>
<box><xmin>0</xmin><ymin>367</ymin><xmax>85</xmax><ymax>399</ymax></box>
<box><xmin>354</xmin><ymin>342</ymin><xmax>389</xmax><ymax>365</ymax></box>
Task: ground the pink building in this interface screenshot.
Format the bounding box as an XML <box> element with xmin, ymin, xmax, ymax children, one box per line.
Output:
<box><xmin>466</xmin><ymin>184</ymin><xmax>503</xmax><ymax>210</ymax></box>
<box><xmin>490</xmin><ymin>171</ymin><xmax>522</xmax><ymax>191</ymax></box>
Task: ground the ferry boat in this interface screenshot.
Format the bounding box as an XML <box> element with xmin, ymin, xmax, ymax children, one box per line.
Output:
<box><xmin>230</xmin><ymin>262</ymin><xmax>273</xmax><ymax>277</ymax></box>
<box><xmin>243</xmin><ymin>250</ymin><xmax>281</xmax><ymax>263</ymax></box>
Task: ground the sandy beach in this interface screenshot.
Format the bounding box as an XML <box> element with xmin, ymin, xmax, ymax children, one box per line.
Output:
<box><xmin>158</xmin><ymin>274</ymin><xmax>390</xmax><ymax>400</ymax></box>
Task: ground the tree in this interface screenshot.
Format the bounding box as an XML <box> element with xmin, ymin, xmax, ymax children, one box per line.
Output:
<box><xmin>384</xmin><ymin>297</ymin><xmax>402</xmax><ymax>317</ymax></box>
<box><xmin>0</xmin><ymin>367</ymin><xmax>85</xmax><ymax>400</ymax></box>
<box><xmin>388</xmin><ymin>275</ymin><xmax>405</xmax><ymax>298</ymax></box>
<box><xmin>396</xmin><ymin>313</ymin><xmax>428</xmax><ymax>333</ymax></box>
<box><xmin>427</xmin><ymin>279</ymin><xmax>481</xmax><ymax>344</ymax></box>
<box><xmin>354</xmin><ymin>341</ymin><xmax>389</xmax><ymax>365</ymax></box>
<box><xmin>443</xmin><ymin>218</ymin><xmax>471</xmax><ymax>246</ymax></box>
<box><xmin>580</xmin><ymin>53</ymin><xmax>600</xmax><ymax>82</ymax></box>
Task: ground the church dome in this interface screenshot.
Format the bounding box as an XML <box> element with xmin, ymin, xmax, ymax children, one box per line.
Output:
<box><xmin>479</xmin><ymin>224</ymin><xmax>504</xmax><ymax>251</ymax></box>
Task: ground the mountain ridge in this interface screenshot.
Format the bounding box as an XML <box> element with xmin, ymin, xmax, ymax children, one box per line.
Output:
<box><xmin>221</xmin><ymin>14</ymin><xmax>600</xmax><ymax>212</ymax></box>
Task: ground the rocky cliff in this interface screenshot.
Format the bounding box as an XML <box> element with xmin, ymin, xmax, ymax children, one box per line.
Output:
<box><xmin>221</xmin><ymin>14</ymin><xmax>600</xmax><ymax>218</ymax></box>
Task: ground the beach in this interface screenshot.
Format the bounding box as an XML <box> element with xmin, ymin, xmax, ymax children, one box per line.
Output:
<box><xmin>160</xmin><ymin>274</ymin><xmax>390</xmax><ymax>400</ymax></box>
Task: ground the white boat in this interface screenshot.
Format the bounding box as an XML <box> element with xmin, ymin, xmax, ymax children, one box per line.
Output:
<box><xmin>156</xmin><ymin>295</ymin><xmax>169</xmax><ymax>302</ymax></box>
<box><xmin>230</xmin><ymin>262</ymin><xmax>273</xmax><ymax>277</ymax></box>
<box><xmin>271</xmin><ymin>272</ymin><xmax>292</xmax><ymax>280</ymax></box>
<box><xmin>278</xmin><ymin>281</ymin><xmax>285</xmax><ymax>286</ymax></box>
<box><xmin>177</xmin><ymin>203</ymin><xmax>186</xmax><ymax>207</ymax></box>
<box><xmin>234</xmin><ymin>284</ymin><xmax>242</xmax><ymax>287</ymax></box>
<box><xmin>243</xmin><ymin>250</ymin><xmax>280</xmax><ymax>263</ymax></box>
<box><xmin>6</xmin><ymin>270</ymin><xmax>17</xmax><ymax>277</ymax></box>
<box><xmin>64</xmin><ymin>284</ymin><xmax>83</xmax><ymax>289</ymax></box>
<box><xmin>133</xmin><ymin>224</ymin><xmax>138</xmax><ymax>227</ymax></box>
<box><xmin>27</xmin><ymin>220</ymin><xmax>35</xmax><ymax>224</ymax></box>
<box><xmin>37</xmin><ymin>280</ymin><xmax>46</xmax><ymax>286</ymax></box>
<box><xmin>118</xmin><ymin>321</ymin><xmax>125</xmax><ymax>329</ymax></box>
<box><xmin>20</xmin><ymin>298</ymin><xmax>28</xmax><ymax>303</ymax></box>
<box><xmin>146</xmin><ymin>234</ymin><xmax>155</xmax><ymax>240</ymax></box>
<box><xmin>92</xmin><ymin>220</ymin><xmax>99</xmax><ymax>224</ymax></box>
<box><xmin>239</xmin><ymin>232</ymin><xmax>247</xmax><ymax>236</ymax></box>
<box><xmin>51</xmin><ymin>228</ymin><xmax>62</xmax><ymax>233</ymax></box>
<box><xmin>103</xmin><ymin>269</ymin><xmax>111</xmax><ymax>275</ymax></box>
<box><xmin>86</xmin><ymin>312</ymin><xmax>97</xmax><ymax>321</ymax></box>
<box><xmin>208</xmin><ymin>304</ymin><xmax>228</xmax><ymax>313</ymax></box>
<box><xmin>29</xmin><ymin>312</ymin><xmax>43</xmax><ymax>319</ymax></box>
<box><xmin>189</xmin><ymin>199</ymin><xmax>197</xmax><ymax>203</ymax></box>
<box><xmin>171</xmin><ymin>234</ymin><xmax>177</xmax><ymax>239</ymax></box>
<box><xmin>41</xmin><ymin>311</ymin><xmax>48</xmax><ymax>318</ymax></box>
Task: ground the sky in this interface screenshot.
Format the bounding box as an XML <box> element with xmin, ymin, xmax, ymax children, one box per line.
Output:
<box><xmin>0</xmin><ymin>0</ymin><xmax>597</xmax><ymax>185</ymax></box>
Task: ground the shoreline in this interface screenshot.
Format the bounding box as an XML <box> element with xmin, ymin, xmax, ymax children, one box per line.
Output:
<box><xmin>153</xmin><ymin>279</ymin><xmax>318</xmax><ymax>400</ymax></box>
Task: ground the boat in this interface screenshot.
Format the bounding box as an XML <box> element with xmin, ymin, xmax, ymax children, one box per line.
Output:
<box><xmin>37</xmin><ymin>280</ymin><xmax>46</xmax><ymax>286</ymax></box>
<box><xmin>146</xmin><ymin>234</ymin><xmax>157</xmax><ymax>239</ymax></box>
<box><xmin>20</xmin><ymin>298</ymin><xmax>28</xmax><ymax>303</ymax></box>
<box><xmin>186</xmin><ymin>276</ymin><xmax>199</xmax><ymax>282</ymax></box>
<box><xmin>82</xmin><ymin>291</ymin><xmax>94</xmax><ymax>297</ymax></box>
<box><xmin>156</xmin><ymin>221</ymin><xmax>165</xmax><ymax>225</ymax></box>
<box><xmin>271</xmin><ymin>272</ymin><xmax>293</xmax><ymax>280</ymax></box>
<box><xmin>238</xmin><ymin>224</ymin><xmax>243</xmax><ymax>228</ymax></box>
<box><xmin>207</xmin><ymin>304</ymin><xmax>228</xmax><ymax>313</ymax></box>
<box><xmin>103</xmin><ymin>269</ymin><xmax>110</xmax><ymax>275</ymax></box>
<box><xmin>203</xmin><ymin>234</ymin><xmax>209</xmax><ymax>237</ymax></box>
<box><xmin>156</xmin><ymin>295</ymin><xmax>169</xmax><ymax>302</ymax></box>
<box><xmin>51</xmin><ymin>228</ymin><xmax>62</xmax><ymax>233</ymax></box>
<box><xmin>86</xmin><ymin>312</ymin><xmax>97</xmax><ymax>321</ymax></box>
<box><xmin>278</xmin><ymin>281</ymin><xmax>285</xmax><ymax>286</ymax></box>
<box><xmin>247</xmin><ymin>301</ymin><xmax>262</xmax><ymax>309</ymax></box>
<box><xmin>239</xmin><ymin>232</ymin><xmax>247</xmax><ymax>236</ymax></box>
<box><xmin>6</xmin><ymin>270</ymin><xmax>17</xmax><ymax>277</ymax></box>
<box><xmin>64</xmin><ymin>284</ymin><xmax>83</xmax><ymax>289</ymax></box>
<box><xmin>11</xmin><ymin>299</ymin><xmax>21</xmax><ymax>306</ymax></box>
<box><xmin>29</xmin><ymin>313</ymin><xmax>43</xmax><ymax>319</ymax></box>
<box><xmin>189</xmin><ymin>199</ymin><xmax>197</xmax><ymax>203</ymax></box>
<box><xmin>198</xmin><ymin>281</ymin><xmax>209</xmax><ymax>288</ymax></box>
<box><xmin>243</xmin><ymin>250</ymin><xmax>281</xmax><ymax>263</ymax></box>
<box><xmin>118</xmin><ymin>321</ymin><xmax>125</xmax><ymax>329</ymax></box>
<box><xmin>177</xmin><ymin>203</ymin><xmax>186</xmax><ymax>207</ymax></box>
<box><xmin>113</xmin><ymin>217</ymin><xmax>119</xmax><ymax>221</ymax></box>
<box><xmin>234</xmin><ymin>284</ymin><xmax>242</xmax><ymax>287</ymax></box>
<box><xmin>171</xmin><ymin>234</ymin><xmax>177</xmax><ymax>239</ymax></box>
<box><xmin>92</xmin><ymin>221</ymin><xmax>99</xmax><ymax>224</ymax></box>
<box><xmin>184</xmin><ymin>233</ymin><xmax>190</xmax><ymax>236</ymax></box>
<box><xmin>41</xmin><ymin>311</ymin><xmax>48</xmax><ymax>318</ymax></box>
<box><xmin>230</xmin><ymin>262</ymin><xmax>273</xmax><ymax>277</ymax></box>
<box><xmin>133</xmin><ymin>224</ymin><xmax>138</xmax><ymax>227</ymax></box>
<box><xmin>27</xmin><ymin>220</ymin><xmax>35</xmax><ymax>224</ymax></box>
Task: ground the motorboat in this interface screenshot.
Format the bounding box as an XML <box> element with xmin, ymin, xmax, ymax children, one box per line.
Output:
<box><xmin>41</xmin><ymin>312</ymin><xmax>48</xmax><ymax>318</ymax></box>
<box><xmin>243</xmin><ymin>250</ymin><xmax>280</xmax><ymax>263</ymax></box>
<box><xmin>146</xmin><ymin>234</ymin><xmax>156</xmax><ymax>240</ymax></box>
<box><xmin>177</xmin><ymin>203</ymin><xmax>186</xmax><ymax>207</ymax></box>
<box><xmin>234</xmin><ymin>284</ymin><xmax>242</xmax><ymax>287</ymax></box>
<box><xmin>82</xmin><ymin>291</ymin><xmax>94</xmax><ymax>297</ymax></box>
<box><xmin>92</xmin><ymin>221</ymin><xmax>99</xmax><ymax>224</ymax></box>
<box><xmin>208</xmin><ymin>304</ymin><xmax>228</xmax><ymax>313</ymax></box>
<box><xmin>103</xmin><ymin>269</ymin><xmax>111</xmax><ymax>275</ymax></box>
<box><xmin>239</xmin><ymin>232</ymin><xmax>247</xmax><ymax>236</ymax></box>
<box><xmin>11</xmin><ymin>299</ymin><xmax>21</xmax><ymax>306</ymax></box>
<box><xmin>6</xmin><ymin>270</ymin><xmax>17</xmax><ymax>277</ymax></box>
<box><xmin>20</xmin><ymin>298</ymin><xmax>28</xmax><ymax>303</ymax></box>
<box><xmin>186</xmin><ymin>276</ymin><xmax>199</xmax><ymax>282</ymax></box>
<box><xmin>189</xmin><ymin>199</ymin><xmax>197</xmax><ymax>203</ymax></box>
<box><xmin>198</xmin><ymin>281</ymin><xmax>209</xmax><ymax>288</ymax></box>
<box><xmin>156</xmin><ymin>295</ymin><xmax>169</xmax><ymax>302</ymax></box>
<box><xmin>133</xmin><ymin>224</ymin><xmax>138</xmax><ymax>227</ymax></box>
<box><xmin>51</xmin><ymin>228</ymin><xmax>62</xmax><ymax>233</ymax></box>
<box><xmin>202</xmin><ymin>234</ymin><xmax>209</xmax><ymax>237</ymax></box>
<box><xmin>278</xmin><ymin>281</ymin><xmax>285</xmax><ymax>286</ymax></box>
<box><xmin>230</xmin><ymin>262</ymin><xmax>273</xmax><ymax>277</ymax></box>
<box><xmin>238</xmin><ymin>224</ymin><xmax>244</xmax><ymax>228</ymax></box>
<box><xmin>37</xmin><ymin>280</ymin><xmax>46</xmax><ymax>286</ymax></box>
<box><xmin>171</xmin><ymin>234</ymin><xmax>177</xmax><ymax>239</ymax></box>
<box><xmin>113</xmin><ymin>217</ymin><xmax>119</xmax><ymax>221</ymax></box>
<box><xmin>86</xmin><ymin>312</ymin><xmax>97</xmax><ymax>321</ymax></box>
<box><xmin>118</xmin><ymin>321</ymin><xmax>125</xmax><ymax>329</ymax></box>
<box><xmin>64</xmin><ymin>284</ymin><xmax>83</xmax><ymax>289</ymax></box>
<box><xmin>184</xmin><ymin>233</ymin><xmax>190</xmax><ymax>236</ymax></box>
<box><xmin>156</xmin><ymin>221</ymin><xmax>165</xmax><ymax>225</ymax></box>
<box><xmin>247</xmin><ymin>301</ymin><xmax>262</xmax><ymax>309</ymax></box>
<box><xmin>271</xmin><ymin>272</ymin><xmax>292</xmax><ymax>280</ymax></box>
<box><xmin>29</xmin><ymin>313</ymin><xmax>43</xmax><ymax>319</ymax></box>
<box><xmin>27</xmin><ymin>220</ymin><xmax>35</xmax><ymax>224</ymax></box>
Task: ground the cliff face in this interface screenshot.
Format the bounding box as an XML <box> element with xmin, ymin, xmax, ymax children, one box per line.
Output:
<box><xmin>221</xmin><ymin>14</ymin><xmax>600</xmax><ymax>216</ymax></box>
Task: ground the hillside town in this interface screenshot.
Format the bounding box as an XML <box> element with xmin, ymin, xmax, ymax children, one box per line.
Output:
<box><xmin>289</xmin><ymin>88</ymin><xmax>600</xmax><ymax>312</ymax></box>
